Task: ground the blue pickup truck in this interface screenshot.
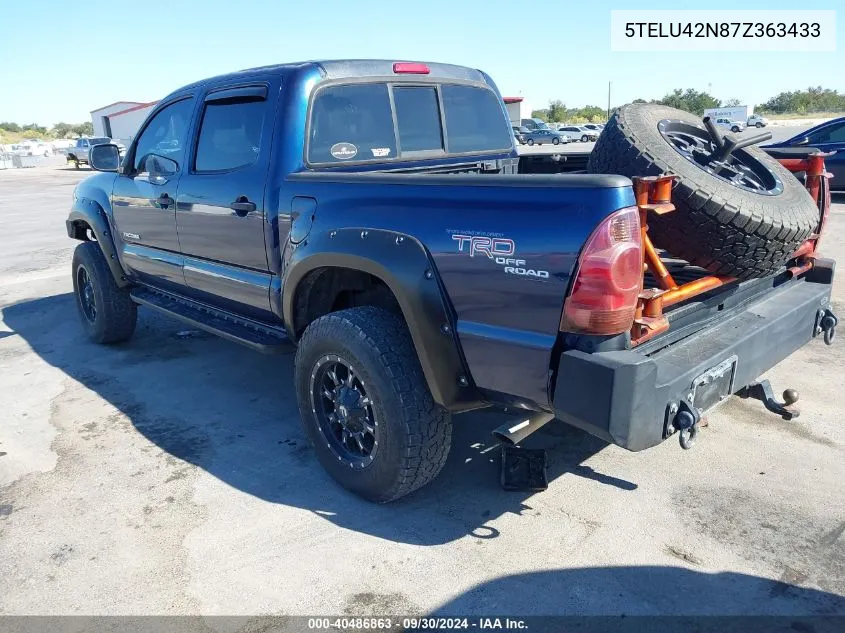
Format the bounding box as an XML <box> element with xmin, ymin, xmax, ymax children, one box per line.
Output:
<box><xmin>67</xmin><ymin>60</ymin><xmax>836</xmax><ymax>501</ymax></box>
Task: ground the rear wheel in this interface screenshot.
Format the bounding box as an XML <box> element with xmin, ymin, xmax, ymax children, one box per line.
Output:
<box><xmin>72</xmin><ymin>242</ymin><xmax>137</xmax><ymax>344</ymax></box>
<box><xmin>294</xmin><ymin>307</ymin><xmax>452</xmax><ymax>502</ymax></box>
<box><xmin>756</xmin><ymin>122</ymin><xmax>764</xmax><ymax>128</ymax></box>
<box><xmin>581</xmin><ymin>135</ymin><xmax>589</xmax><ymax>142</ymax></box>
<box><xmin>732</xmin><ymin>126</ymin><xmax>741</xmax><ymax>133</ymax></box>
<box><xmin>587</xmin><ymin>103</ymin><xmax>818</xmax><ymax>279</ymax></box>
<box><xmin>527</xmin><ymin>139</ymin><xmax>534</xmax><ymax>146</ymax></box>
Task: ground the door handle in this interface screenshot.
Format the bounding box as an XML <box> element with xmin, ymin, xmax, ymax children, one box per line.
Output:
<box><xmin>156</xmin><ymin>193</ymin><xmax>172</xmax><ymax>209</ymax></box>
<box><xmin>230</xmin><ymin>197</ymin><xmax>256</xmax><ymax>217</ymax></box>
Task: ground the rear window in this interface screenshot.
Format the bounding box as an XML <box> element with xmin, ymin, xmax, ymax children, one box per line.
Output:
<box><xmin>308</xmin><ymin>82</ymin><xmax>510</xmax><ymax>163</ymax></box>
<box><xmin>393</xmin><ymin>86</ymin><xmax>443</xmax><ymax>153</ymax></box>
<box><xmin>441</xmin><ymin>84</ymin><xmax>511</xmax><ymax>153</ymax></box>
<box><xmin>308</xmin><ymin>84</ymin><xmax>397</xmax><ymax>163</ymax></box>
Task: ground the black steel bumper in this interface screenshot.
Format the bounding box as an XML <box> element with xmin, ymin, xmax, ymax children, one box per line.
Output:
<box><xmin>552</xmin><ymin>264</ymin><xmax>835</xmax><ymax>451</ymax></box>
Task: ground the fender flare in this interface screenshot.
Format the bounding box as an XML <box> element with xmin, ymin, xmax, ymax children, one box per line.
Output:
<box><xmin>66</xmin><ymin>197</ymin><xmax>129</xmax><ymax>288</ymax></box>
<box><xmin>283</xmin><ymin>227</ymin><xmax>481</xmax><ymax>412</ymax></box>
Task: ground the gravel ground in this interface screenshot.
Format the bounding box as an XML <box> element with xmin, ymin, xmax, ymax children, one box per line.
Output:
<box><xmin>0</xmin><ymin>164</ymin><xmax>843</xmax><ymax>618</ymax></box>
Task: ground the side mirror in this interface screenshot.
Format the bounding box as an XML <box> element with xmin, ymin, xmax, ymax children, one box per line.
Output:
<box><xmin>796</xmin><ymin>136</ymin><xmax>811</xmax><ymax>146</ymax></box>
<box><xmin>89</xmin><ymin>143</ymin><xmax>120</xmax><ymax>172</ymax></box>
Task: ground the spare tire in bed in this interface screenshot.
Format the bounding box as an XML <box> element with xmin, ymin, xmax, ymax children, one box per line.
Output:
<box><xmin>587</xmin><ymin>104</ymin><xmax>819</xmax><ymax>280</ymax></box>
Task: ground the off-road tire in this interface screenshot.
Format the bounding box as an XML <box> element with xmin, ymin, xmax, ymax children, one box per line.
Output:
<box><xmin>587</xmin><ymin>104</ymin><xmax>819</xmax><ymax>279</ymax></box>
<box><xmin>72</xmin><ymin>241</ymin><xmax>137</xmax><ymax>343</ymax></box>
<box><xmin>294</xmin><ymin>307</ymin><xmax>452</xmax><ymax>502</ymax></box>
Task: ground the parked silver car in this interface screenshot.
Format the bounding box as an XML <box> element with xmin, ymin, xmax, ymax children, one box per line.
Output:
<box><xmin>523</xmin><ymin>129</ymin><xmax>570</xmax><ymax>146</ymax></box>
<box><xmin>557</xmin><ymin>126</ymin><xmax>599</xmax><ymax>142</ymax></box>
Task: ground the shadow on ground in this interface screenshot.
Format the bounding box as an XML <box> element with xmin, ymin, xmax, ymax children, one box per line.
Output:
<box><xmin>429</xmin><ymin>566</ymin><xmax>845</xmax><ymax>618</ymax></box>
<box><xmin>2</xmin><ymin>293</ymin><xmax>634</xmax><ymax>546</ymax></box>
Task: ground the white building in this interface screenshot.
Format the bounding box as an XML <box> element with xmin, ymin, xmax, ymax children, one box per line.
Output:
<box><xmin>91</xmin><ymin>101</ymin><xmax>158</xmax><ymax>146</ymax></box>
<box><xmin>504</xmin><ymin>97</ymin><xmax>531</xmax><ymax>126</ymax></box>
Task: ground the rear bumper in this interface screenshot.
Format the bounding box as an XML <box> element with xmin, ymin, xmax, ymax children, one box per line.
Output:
<box><xmin>552</xmin><ymin>264</ymin><xmax>835</xmax><ymax>451</ymax></box>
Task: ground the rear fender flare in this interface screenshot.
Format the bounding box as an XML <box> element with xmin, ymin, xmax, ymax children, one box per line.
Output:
<box><xmin>283</xmin><ymin>227</ymin><xmax>479</xmax><ymax>411</ymax></box>
<box><xmin>66</xmin><ymin>197</ymin><xmax>128</xmax><ymax>288</ymax></box>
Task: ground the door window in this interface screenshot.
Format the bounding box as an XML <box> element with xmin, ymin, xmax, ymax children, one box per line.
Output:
<box><xmin>806</xmin><ymin>122</ymin><xmax>845</xmax><ymax>144</ymax></box>
<box><xmin>194</xmin><ymin>97</ymin><xmax>266</xmax><ymax>172</ymax></box>
<box><xmin>132</xmin><ymin>98</ymin><xmax>194</xmax><ymax>172</ymax></box>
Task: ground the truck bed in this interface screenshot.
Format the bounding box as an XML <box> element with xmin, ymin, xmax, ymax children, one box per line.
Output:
<box><xmin>638</xmin><ymin>252</ymin><xmax>800</xmax><ymax>355</ymax></box>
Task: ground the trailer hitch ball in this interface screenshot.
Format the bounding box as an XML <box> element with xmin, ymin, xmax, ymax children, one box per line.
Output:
<box><xmin>783</xmin><ymin>389</ymin><xmax>799</xmax><ymax>407</ymax></box>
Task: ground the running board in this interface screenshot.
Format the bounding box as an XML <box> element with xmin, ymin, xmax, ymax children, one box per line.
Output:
<box><xmin>130</xmin><ymin>288</ymin><xmax>291</xmax><ymax>353</ymax></box>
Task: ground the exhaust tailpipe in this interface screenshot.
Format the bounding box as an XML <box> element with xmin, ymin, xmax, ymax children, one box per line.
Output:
<box><xmin>493</xmin><ymin>412</ymin><xmax>555</xmax><ymax>445</ymax></box>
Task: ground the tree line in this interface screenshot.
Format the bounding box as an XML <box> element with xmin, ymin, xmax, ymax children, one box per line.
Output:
<box><xmin>532</xmin><ymin>87</ymin><xmax>845</xmax><ymax>122</ymax></box>
<box><xmin>0</xmin><ymin>121</ymin><xmax>94</xmax><ymax>140</ymax></box>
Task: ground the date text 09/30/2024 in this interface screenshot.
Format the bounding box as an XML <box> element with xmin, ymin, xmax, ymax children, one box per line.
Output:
<box><xmin>307</xmin><ymin>617</ymin><xmax>529</xmax><ymax>630</ymax></box>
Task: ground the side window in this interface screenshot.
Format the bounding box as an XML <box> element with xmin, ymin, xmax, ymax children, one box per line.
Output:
<box><xmin>132</xmin><ymin>98</ymin><xmax>194</xmax><ymax>172</ymax></box>
<box><xmin>392</xmin><ymin>86</ymin><xmax>443</xmax><ymax>153</ymax></box>
<box><xmin>195</xmin><ymin>97</ymin><xmax>266</xmax><ymax>172</ymax></box>
<box><xmin>309</xmin><ymin>84</ymin><xmax>397</xmax><ymax>163</ymax></box>
<box><xmin>807</xmin><ymin>122</ymin><xmax>845</xmax><ymax>144</ymax></box>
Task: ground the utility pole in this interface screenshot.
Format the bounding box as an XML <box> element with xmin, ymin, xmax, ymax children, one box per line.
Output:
<box><xmin>607</xmin><ymin>81</ymin><xmax>612</xmax><ymax>121</ymax></box>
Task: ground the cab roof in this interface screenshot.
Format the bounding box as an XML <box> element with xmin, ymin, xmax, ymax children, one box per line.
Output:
<box><xmin>169</xmin><ymin>60</ymin><xmax>488</xmax><ymax>96</ymax></box>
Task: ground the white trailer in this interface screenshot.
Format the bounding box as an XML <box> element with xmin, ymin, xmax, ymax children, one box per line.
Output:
<box><xmin>703</xmin><ymin>106</ymin><xmax>753</xmax><ymax>123</ymax></box>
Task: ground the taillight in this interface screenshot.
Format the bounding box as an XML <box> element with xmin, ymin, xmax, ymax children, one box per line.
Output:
<box><xmin>393</xmin><ymin>62</ymin><xmax>430</xmax><ymax>74</ymax></box>
<box><xmin>560</xmin><ymin>206</ymin><xmax>642</xmax><ymax>336</ymax></box>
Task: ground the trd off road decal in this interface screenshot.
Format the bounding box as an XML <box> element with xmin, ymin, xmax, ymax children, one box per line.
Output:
<box><xmin>330</xmin><ymin>142</ymin><xmax>358</xmax><ymax>160</ymax></box>
<box><xmin>449</xmin><ymin>231</ymin><xmax>549</xmax><ymax>280</ymax></box>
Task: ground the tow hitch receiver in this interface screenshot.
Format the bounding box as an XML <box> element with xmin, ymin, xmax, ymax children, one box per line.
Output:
<box><xmin>738</xmin><ymin>380</ymin><xmax>800</xmax><ymax>420</ymax></box>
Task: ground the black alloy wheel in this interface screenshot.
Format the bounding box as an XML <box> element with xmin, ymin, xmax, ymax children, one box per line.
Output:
<box><xmin>310</xmin><ymin>354</ymin><xmax>378</xmax><ymax>469</ymax></box>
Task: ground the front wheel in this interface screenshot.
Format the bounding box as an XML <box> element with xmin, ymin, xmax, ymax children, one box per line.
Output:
<box><xmin>295</xmin><ymin>307</ymin><xmax>452</xmax><ymax>502</ymax></box>
<box><xmin>732</xmin><ymin>126</ymin><xmax>740</xmax><ymax>133</ymax></box>
<box><xmin>756</xmin><ymin>122</ymin><xmax>764</xmax><ymax>128</ymax></box>
<box><xmin>527</xmin><ymin>139</ymin><xmax>534</xmax><ymax>146</ymax></box>
<box><xmin>72</xmin><ymin>242</ymin><xmax>137</xmax><ymax>344</ymax></box>
<box><xmin>552</xmin><ymin>137</ymin><xmax>560</xmax><ymax>145</ymax></box>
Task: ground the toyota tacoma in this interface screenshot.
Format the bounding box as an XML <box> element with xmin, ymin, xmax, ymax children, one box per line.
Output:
<box><xmin>66</xmin><ymin>60</ymin><xmax>837</xmax><ymax>501</ymax></box>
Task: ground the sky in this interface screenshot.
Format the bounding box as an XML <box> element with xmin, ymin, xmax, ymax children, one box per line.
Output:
<box><xmin>0</xmin><ymin>0</ymin><xmax>842</xmax><ymax>126</ymax></box>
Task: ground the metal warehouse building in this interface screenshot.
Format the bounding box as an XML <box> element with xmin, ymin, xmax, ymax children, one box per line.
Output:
<box><xmin>91</xmin><ymin>101</ymin><xmax>158</xmax><ymax>146</ymax></box>
<box><xmin>504</xmin><ymin>97</ymin><xmax>531</xmax><ymax>126</ymax></box>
